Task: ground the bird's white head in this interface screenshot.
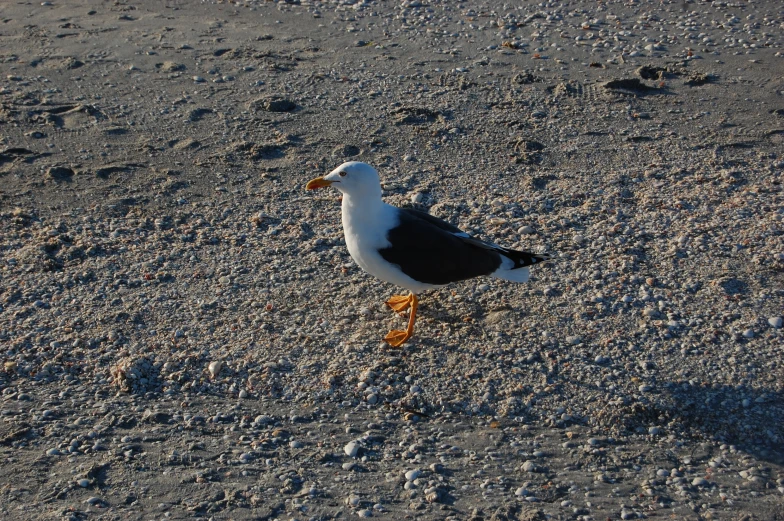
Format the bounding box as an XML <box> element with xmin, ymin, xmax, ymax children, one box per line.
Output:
<box><xmin>306</xmin><ymin>161</ymin><xmax>382</xmax><ymax>199</ymax></box>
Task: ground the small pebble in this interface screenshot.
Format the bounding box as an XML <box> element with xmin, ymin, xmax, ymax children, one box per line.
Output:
<box><xmin>207</xmin><ymin>361</ymin><xmax>222</xmax><ymax>378</ymax></box>
<box><xmin>344</xmin><ymin>441</ymin><xmax>360</xmax><ymax>458</ymax></box>
<box><xmin>519</xmin><ymin>225</ymin><xmax>535</xmax><ymax>234</ymax></box>
<box><xmin>404</xmin><ymin>469</ymin><xmax>421</xmax><ymax>481</ymax></box>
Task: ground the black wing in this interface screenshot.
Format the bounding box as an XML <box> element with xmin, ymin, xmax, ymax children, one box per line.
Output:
<box><xmin>401</xmin><ymin>208</ymin><xmax>551</xmax><ymax>269</ymax></box>
<box><xmin>378</xmin><ymin>209</ymin><xmax>502</xmax><ymax>285</ymax></box>
<box><xmin>397</xmin><ymin>207</ymin><xmax>466</xmax><ymax>235</ymax></box>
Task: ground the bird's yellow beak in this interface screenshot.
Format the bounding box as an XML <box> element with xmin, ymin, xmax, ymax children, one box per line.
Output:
<box><xmin>306</xmin><ymin>177</ymin><xmax>335</xmax><ymax>190</ymax></box>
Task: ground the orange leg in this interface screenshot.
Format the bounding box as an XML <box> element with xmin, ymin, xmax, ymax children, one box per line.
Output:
<box><xmin>383</xmin><ymin>293</ymin><xmax>418</xmax><ymax>347</ymax></box>
<box><xmin>385</xmin><ymin>294</ymin><xmax>411</xmax><ymax>314</ymax></box>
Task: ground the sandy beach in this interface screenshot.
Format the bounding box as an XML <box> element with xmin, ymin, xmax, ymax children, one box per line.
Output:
<box><xmin>1</xmin><ymin>0</ymin><xmax>783</xmax><ymax>519</ymax></box>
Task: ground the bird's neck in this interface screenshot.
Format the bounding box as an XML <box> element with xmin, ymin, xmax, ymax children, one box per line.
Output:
<box><xmin>341</xmin><ymin>193</ymin><xmax>383</xmax><ymax>213</ymax></box>
<box><xmin>341</xmin><ymin>193</ymin><xmax>385</xmax><ymax>229</ymax></box>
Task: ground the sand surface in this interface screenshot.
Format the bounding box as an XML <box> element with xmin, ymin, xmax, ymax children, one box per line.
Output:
<box><xmin>1</xmin><ymin>1</ymin><xmax>783</xmax><ymax>520</ymax></box>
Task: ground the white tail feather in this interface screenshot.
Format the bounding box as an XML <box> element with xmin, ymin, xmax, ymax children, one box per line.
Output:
<box><xmin>490</xmin><ymin>259</ymin><xmax>530</xmax><ymax>282</ymax></box>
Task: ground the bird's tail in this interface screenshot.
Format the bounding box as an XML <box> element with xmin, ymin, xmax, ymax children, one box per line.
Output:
<box><xmin>490</xmin><ymin>250</ymin><xmax>551</xmax><ymax>283</ymax></box>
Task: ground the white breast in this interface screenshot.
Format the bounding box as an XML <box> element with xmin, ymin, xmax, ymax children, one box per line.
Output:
<box><xmin>341</xmin><ymin>201</ymin><xmax>438</xmax><ymax>294</ymax></box>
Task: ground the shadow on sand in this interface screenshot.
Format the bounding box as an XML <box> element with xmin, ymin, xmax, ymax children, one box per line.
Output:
<box><xmin>592</xmin><ymin>380</ymin><xmax>783</xmax><ymax>465</ymax></box>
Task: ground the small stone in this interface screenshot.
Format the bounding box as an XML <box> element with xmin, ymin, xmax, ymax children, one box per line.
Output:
<box><xmin>366</xmin><ymin>393</ymin><xmax>378</xmax><ymax>405</ymax></box>
<box><xmin>404</xmin><ymin>469</ymin><xmax>421</xmax><ymax>481</ymax></box>
<box><xmin>239</xmin><ymin>452</ymin><xmax>253</xmax><ymax>463</ymax></box>
<box><xmin>566</xmin><ymin>335</ymin><xmax>582</xmax><ymax>345</ymax></box>
<box><xmin>208</xmin><ymin>361</ymin><xmax>222</xmax><ymax>378</ymax></box>
<box><xmin>238</xmin><ymin>389</ymin><xmax>248</xmax><ymax>399</ymax></box>
<box><xmin>342</xmin><ymin>462</ymin><xmax>356</xmax><ymax>471</ymax></box>
<box><xmin>649</xmin><ymin>426</ymin><xmax>662</xmax><ymax>435</ymax></box>
<box><xmin>518</xmin><ymin>225</ymin><xmax>535</xmax><ymax>235</ymax></box>
<box><xmin>46</xmin><ymin>448</ymin><xmax>62</xmax><ymax>456</ymax></box>
<box><xmin>522</xmin><ymin>460</ymin><xmax>537</xmax><ymax>472</ymax></box>
<box><xmin>85</xmin><ymin>497</ymin><xmax>104</xmax><ymax>505</ymax></box>
<box><xmin>643</xmin><ymin>308</ymin><xmax>660</xmax><ymax>319</ymax></box>
<box><xmin>77</xmin><ymin>478</ymin><xmax>91</xmax><ymax>488</ymax></box>
<box><xmin>358</xmin><ymin>510</ymin><xmax>372</xmax><ymax>518</ymax></box>
<box><xmin>192</xmin><ymin>76</ymin><xmax>205</xmax><ymax>82</ymax></box>
<box><xmin>410</xmin><ymin>192</ymin><xmax>424</xmax><ymax>204</ymax></box>
<box><xmin>344</xmin><ymin>441</ymin><xmax>360</xmax><ymax>458</ymax></box>
<box><xmin>692</xmin><ymin>477</ymin><xmax>709</xmax><ymax>487</ymax></box>
<box><xmin>768</xmin><ymin>316</ymin><xmax>782</xmax><ymax>328</ymax></box>
<box><xmin>742</xmin><ymin>329</ymin><xmax>754</xmax><ymax>338</ymax></box>
<box><xmin>424</xmin><ymin>486</ymin><xmax>441</xmax><ymax>503</ymax></box>
<box><xmin>290</xmin><ymin>440</ymin><xmax>303</xmax><ymax>449</ymax></box>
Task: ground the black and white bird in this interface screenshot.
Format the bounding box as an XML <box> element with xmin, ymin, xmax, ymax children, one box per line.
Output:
<box><xmin>306</xmin><ymin>161</ymin><xmax>551</xmax><ymax>347</ymax></box>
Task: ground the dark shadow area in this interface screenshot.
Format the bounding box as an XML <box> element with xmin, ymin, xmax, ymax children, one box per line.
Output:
<box><xmin>586</xmin><ymin>380</ymin><xmax>784</xmax><ymax>465</ymax></box>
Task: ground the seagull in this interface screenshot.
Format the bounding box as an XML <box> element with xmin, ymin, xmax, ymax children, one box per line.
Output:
<box><xmin>306</xmin><ymin>161</ymin><xmax>551</xmax><ymax>347</ymax></box>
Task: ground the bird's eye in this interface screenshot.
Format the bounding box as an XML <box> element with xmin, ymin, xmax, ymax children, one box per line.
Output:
<box><xmin>338</xmin><ymin>171</ymin><xmax>347</xmax><ymax>177</ymax></box>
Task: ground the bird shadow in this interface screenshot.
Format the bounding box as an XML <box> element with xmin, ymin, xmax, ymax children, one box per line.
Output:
<box><xmin>566</xmin><ymin>378</ymin><xmax>784</xmax><ymax>465</ymax></box>
<box><xmin>658</xmin><ymin>382</ymin><xmax>783</xmax><ymax>464</ymax></box>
